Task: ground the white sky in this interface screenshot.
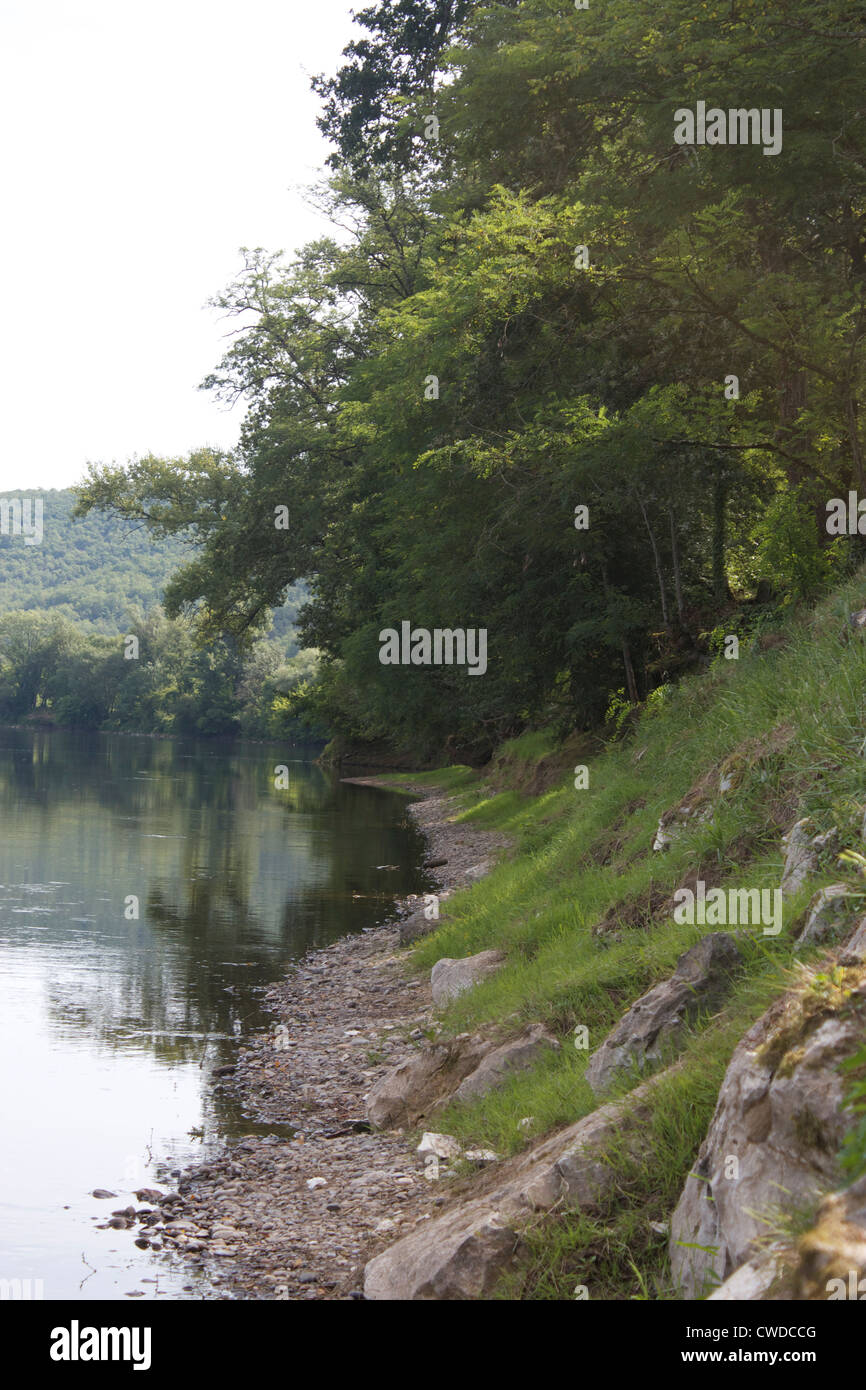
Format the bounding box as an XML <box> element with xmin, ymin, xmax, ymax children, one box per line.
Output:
<box><xmin>0</xmin><ymin>0</ymin><xmax>361</xmax><ymax>489</ymax></box>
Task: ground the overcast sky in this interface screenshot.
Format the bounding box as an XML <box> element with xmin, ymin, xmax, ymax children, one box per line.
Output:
<box><xmin>0</xmin><ymin>0</ymin><xmax>360</xmax><ymax>490</ymax></box>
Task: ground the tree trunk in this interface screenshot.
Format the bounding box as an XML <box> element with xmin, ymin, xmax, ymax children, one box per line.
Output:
<box><xmin>601</xmin><ymin>560</ymin><xmax>640</xmax><ymax>703</ymax></box>
<box><xmin>668</xmin><ymin>507</ymin><xmax>685</xmax><ymax>623</ymax></box>
<box><xmin>712</xmin><ymin>464</ymin><xmax>728</xmax><ymax>604</ymax></box>
<box><xmin>636</xmin><ymin>492</ymin><xmax>670</xmax><ymax>627</ymax></box>
<box><xmin>621</xmin><ymin>638</ymin><xmax>639</xmax><ymax>705</ymax></box>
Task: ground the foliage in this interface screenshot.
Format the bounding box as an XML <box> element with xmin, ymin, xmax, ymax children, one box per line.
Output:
<box><xmin>0</xmin><ymin>608</ymin><xmax>323</xmax><ymax>740</ymax></box>
<box><xmin>74</xmin><ymin>0</ymin><xmax>866</xmax><ymax>759</ymax></box>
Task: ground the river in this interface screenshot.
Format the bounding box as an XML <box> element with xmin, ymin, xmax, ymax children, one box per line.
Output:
<box><xmin>0</xmin><ymin>729</ymin><xmax>428</xmax><ymax>1300</ymax></box>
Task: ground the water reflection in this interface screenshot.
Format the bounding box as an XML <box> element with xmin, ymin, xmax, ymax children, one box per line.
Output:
<box><xmin>0</xmin><ymin>730</ymin><xmax>427</xmax><ymax>1299</ymax></box>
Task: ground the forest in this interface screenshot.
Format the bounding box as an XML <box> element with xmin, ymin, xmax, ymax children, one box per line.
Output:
<box><xmin>0</xmin><ymin>489</ymin><xmax>316</xmax><ymax>737</ymax></box>
<box><xmin>64</xmin><ymin>0</ymin><xmax>866</xmax><ymax>760</ymax></box>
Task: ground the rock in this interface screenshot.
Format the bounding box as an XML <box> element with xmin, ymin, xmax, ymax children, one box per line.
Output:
<box><xmin>306</xmin><ymin>1177</ymin><xmax>327</xmax><ymax>1191</ymax></box>
<box><xmin>795</xmin><ymin>884</ymin><xmax>856</xmax><ymax>947</ymax></box>
<box><xmin>399</xmin><ymin>909</ymin><xmax>439</xmax><ymax>946</ymax></box>
<box><xmin>839</xmin><ymin>916</ymin><xmax>866</xmax><ymax>965</ymax></box>
<box><xmin>366</xmin><ymin>1033</ymin><xmax>496</xmax><ymax>1129</ymax></box>
<box><xmin>431</xmin><ymin>950</ymin><xmax>506</xmax><ymax>1007</ymax></box>
<box><xmin>134</xmin><ymin>1188</ymin><xmax>166</xmax><ymax>1203</ymax></box>
<box><xmin>464</xmin><ymin>860</ymin><xmax>491</xmax><ymax>880</ymax></box>
<box><xmin>847</xmin><ymin>607</ymin><xmax>866</xmax><ymax>636</ymax></box>
<box><xmin>669</xmin><ymin>969</ymin><xmax>866</xmax><ymax>1297</ymax></box>
<box><xmin>812</xmin><ymin>828</ymin><xmax>839</xmax><ymax>856</ymax></box>
<box><xmin>652</xmin><ymin>820</ymin><xmax>673</xmax><ymax>853</ymax></box>
<box><xmin>213</xmin><ymin>1064</ymin><xmax>236</xmax><ymax>1077</ymax></box>
<box><xmin>91</xmin><ymin>1189</ymin><xmax>117</xmax><ymax>1199</ymax></box>
<box><xmin>465</xmin><ymin>1150</ymin><xmax>500</xmax><ymax>1166</ymax></box>
<box><xmin>423</xmin><ymin>857</ymin><xmax>448</xmax><ymax>869</ymax></box>
<box><xmin>111</xmin><ymin>1207</ymin><xmax>136</xmax><ymax>1220</ymax></box>
<box><xmin>781</xmin><ymin>819</ymin><xmax>840</xmax><ymax>899</ymax></box>
<box><xmin>518</xmin><ymin>1116</ymin><xmax>536</xmax><ymax>1133</ymax></box>
<box><xmin>781</xmin><ymin>818</ymin><xmax>818</xmax><ymax>896</ymax></box>
<box><xmin>365</xmin><ymin>1210</ymin><xmax>525</xmax><ymax>1299</ymax></box>
<box><xmin>708</xmin><ymin>1251</ymin><xmax>789</xmax><ymax>1300</ymax></box>
<box><xmin>585</xmin><ymin>934</ymin><xmax>743</xmax><ymax>1094</ymax></box>
<box><xmin>453</xmin><ymin>1024</ymin><xmax>560</xmax><ymax>1102</ymax></box>
<box><xmin>417</xmin><ymin>1132</ymin><xmax>461</xmax><ymax>1161</ymax></box>
<box><xmin>652</xmin><ymin>801</ymin><xmax>713</xmax><ymax>852</ymax></box>
<box><xmin>364</xmin><ymin>1071</ymin><xmax>668</xmax><ymax>1299</ymax></box>
<box><xmin>794</xmin><ymin>1174</ymin><xmax>866</xmax><ymax>1299</ymax></box>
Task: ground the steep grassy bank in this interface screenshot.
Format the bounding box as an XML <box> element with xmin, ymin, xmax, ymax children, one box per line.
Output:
<box><xmin>377</xmin><ymin>570</ymin><xmax>866</xmax><ymax>1299</ymax></box>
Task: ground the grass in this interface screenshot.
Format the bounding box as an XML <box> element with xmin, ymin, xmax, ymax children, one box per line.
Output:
<box><xmin>394</xmin><ymin>568</ymin><xmax>866</xmax><ymax>1298</ymax></box>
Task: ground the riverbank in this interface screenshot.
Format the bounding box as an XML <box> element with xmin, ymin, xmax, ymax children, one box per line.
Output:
<box><xmin>140</xmin><ymin>781</ymin><xmax>510</xmax><ymax>1299</ymax></box>
<box><xmin>119</xmin><ymin>571</ymin><xmax>866</xmax><ymax>1302</ymax></box>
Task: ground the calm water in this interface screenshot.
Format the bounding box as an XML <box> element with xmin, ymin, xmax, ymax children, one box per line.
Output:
<box><xmin>0</xmin><ymin>730</ymin><xmax>428</xmax><ymax>1301</ymax></box>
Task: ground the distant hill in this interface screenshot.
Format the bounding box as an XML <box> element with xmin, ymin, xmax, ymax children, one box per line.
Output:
<box><xmin>0</xmin><ymin>489</ymin><xmax>304</xmax><ymax>644</ymax></box>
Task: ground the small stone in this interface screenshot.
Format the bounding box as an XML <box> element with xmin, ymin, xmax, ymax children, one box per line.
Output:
<box><xmin>306</xmin><ymin>1177</ymin><xmax>327</xmax><ymax>1191</ymax></box>
<box><xmin>91</xmin><ymin>1189</ymin><xmax>117</xmax><ymax>1199</ymax></box>
<box><xmin>417</xmin><ymin>1132</ymin><xmax>461</xmax><ymax>1161</ymax></box>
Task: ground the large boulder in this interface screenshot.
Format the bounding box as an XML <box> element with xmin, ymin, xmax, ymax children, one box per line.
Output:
<box><xmin>364</xmin><ymin>1071</ymin><xmax>669</xmax><ymax>1299</ymax></box>
<box><xmin>365</xmin><ymin>1034</ymin><xmax>495</xmax><ymax>1129</ymax></box>
<box><xmin>364</xmin><ymin>1210</ymin><xmax>525</xmax><ymax>1300</ymax></box>
<box><xmin>669</xmin><ymin>964</ymin><xmax>866</xmax><ymax>1297</ymax></box>
<box><xmin>585</xmin><ymin>934</ymin><xmax>743</xmax><ymax>1095</ymax></box>
<box><xmin>453</xmin><ymin>1025</ymin><xmax>560</xmax><ymax>1103</ymax></box>
<box><xmin>431</xmin><ymin>950</ymin><xmax>506</xmax><ymax>1007</ymax></box>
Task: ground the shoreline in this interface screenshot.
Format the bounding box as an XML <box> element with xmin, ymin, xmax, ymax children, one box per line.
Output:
<box><xmin>143</xmin><ymin>776</ymin><xmax>506</xmax><ymax>1300</ymax></box>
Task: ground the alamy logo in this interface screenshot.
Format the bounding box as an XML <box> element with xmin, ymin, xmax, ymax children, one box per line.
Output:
<box><xmin>0</xmin><ymin>1277</ymin><xmax>44</xmax><ymax>1299</ymax></box>
<box><xmin>0</xmin><ymin>497</ymin><xmax>43</xmax><ymax>545</ymax></box>
<box><xmin>379</xmin><ymin>622</ymin><xmax>487</xmax><ymax>676</ymax></box>
<box><xmin>50</xmin><ymin>1321</ymin><xmax>151</xmax><ymax>1371</ymax></box>
<box><xmin>674</xmin><ymin>102</ymin><xmax>782</xmax><ymax>157</ymax></box>
<box><xmin>673</xmin><ymin>879</ymin><xmax>782</xmax><ymax>936</ymax></box>
<box><xmin>826</xmin><ymin>492</ymin><xmax>866</xmax><ymax>534</ymax></box>
<box><xmin>826</xmin><ymin>1271</ymin><xmax>866</xmax><ymax>1300</ymax></box>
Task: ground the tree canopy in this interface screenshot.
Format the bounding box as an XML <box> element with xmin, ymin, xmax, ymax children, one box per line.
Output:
<box><xmin>76</xmin><ymin>0</ymin><xmax>866</xmax><ymax>760</ymax></box>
